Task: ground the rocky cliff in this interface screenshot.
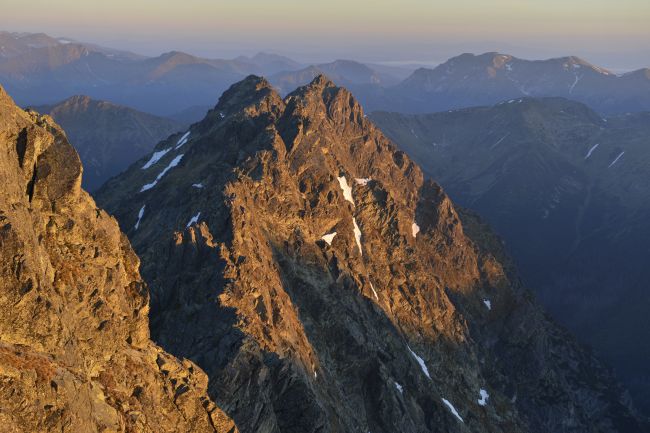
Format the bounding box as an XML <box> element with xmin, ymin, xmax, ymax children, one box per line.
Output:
<box><xmin>96</xmin><ymin>76</ymin><xmax>648</xmax><ymax>433</ymax></box>
<box><xmin>0</xmin><ymin>85</ymin><xmax>236</xmax><ymax>432</ymax></box>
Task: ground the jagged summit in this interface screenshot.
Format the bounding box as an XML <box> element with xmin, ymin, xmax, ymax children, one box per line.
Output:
<box><xmin>298</xmin><ymin>72</ymin><xmax>336</xmax><ymax>89</ymax></box>
<box><xmin>284</xmin><ymin>73</ymin><xmax>362</xmax><ymax>116</ymax></box>
<box><xmin>96</xmin><ymin>75</ymin><xmax>647</xmax><ymax>433</ymax></box>
<box><xmin>211</xmin><ymin>74</ymin><xmax>280</xmax><ymax>112</ymax></box>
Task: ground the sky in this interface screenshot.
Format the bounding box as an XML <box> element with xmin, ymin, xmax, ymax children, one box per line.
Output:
<box><xmin>3</xmin><ymin>0</ymin><xmax>649</xmax><ymax>71</ymax></box>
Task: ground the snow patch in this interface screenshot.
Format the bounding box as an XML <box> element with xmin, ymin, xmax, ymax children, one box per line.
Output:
<box><xmin>134</xmin><ymin>205</ymin><xmax>145</xmax><ymax>230</ymax></box>
<box><xmin>394</xmin><ymin>382</ymin><xmax>403</xmax><ymax>394</ymax></box>
<box><xmin>369</xmin><ymin>282</ymin><xmax>379</xmax><ymax>300</ymax></box>
<box><xmin>192</xmin><ymin>183</ymin><xmax>204</xmax><ymax>188</ymax></box>
<box><xmin>412</xmin><ymin>222</ymin><xmax>420</xmax><ymax>238</ymax></box>
<box><xmin>352</xmin><ymin>217</ymin><xmax>362</xmax><ymax>255</ymax></box>
<box><xmin>483</xmin><ymin>299</ymin><xmax>492</xmax><ymax>310</ymax></box>
<box><xmin>321</xmin><ymin>232</ymin><xmax>337</xmax><ymax>245</ymax></box>
<box><xmin>608</xmin><ymin>151</ymin><xmax>625</xmax><ymax>168</ymax></box>
<box><xmin>142</xmin><ymin>148</ymin><xmax>171</xmax><ymax>169</ymax></box>
<box><xmin>175</xmin><ymin>131</ymin><xmax>191</xmax><ymax>149</ymax></box>
<box><xmin>442</xmin><ymin>398</ymin><xmax>464</xmax><ymax>423</ymax></box>
<box><xmin>490</xmin><ymin>133</ymin><xmax>510</xmax><ymax>150</ymax></box>
<box><xmin>337</xmin><ymin>176</ymin><xmax>355</xmax><ymax>205</ymax></box>
<box><xmin>478</xmin><ymin>389</ymin><xmax>490</xmax><ymax>406</ymax></box>
<box><xmin>186</xmin><ymin>212</ymin><xmax>201</xmax><ymax>228</ymax></box>
<box><xmin>355</xmin><ymin>178</ymin><xmax>371</xmax><ymax>186</ymax></box>
<box><xmin>584</xmin><ymin>143</ymin><xmax>600</xmax><ymax>159</ymax></box>
<box><xmin>407</xmin><ymin>345</ymin><xmax>430</xmax><ymax>379</ymax></box>
<box><xmin>569</xmin><ymin>73</ymin><xmax>582</xmax><ymax>94</ymax></box>
<box><xmin>140</xmin><ymin>154</ymin><xmax>184</xmax><ymax>192</ymax></box>
<box><xmin>592</xmin><ymin>65</ymin><xmax>610</xmax><ymax>75</ymax></box>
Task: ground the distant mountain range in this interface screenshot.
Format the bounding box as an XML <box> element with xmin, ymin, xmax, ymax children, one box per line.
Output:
<box><xmin>0</xmin><ymin>31</ymin><xmax>308</xmax><ymax>116</ymax></box>
<box><xmin>371</xmin><ymin>97</ymin><xmax>650</xmax><ymax>413</ymax></box>
<box><xmin>32</xmin><ymin>95</ymin><xmax>183</xmax><ymax>191</ymax></box>
<box><xmin>385</xmin><ymin>53</ymin><xmax>650</xmax><ymax>114</ymax></box>
<box><xmin>3</xmin><ymin>32</ymin><xmax>649</xmax><ymax>120</ymax></box>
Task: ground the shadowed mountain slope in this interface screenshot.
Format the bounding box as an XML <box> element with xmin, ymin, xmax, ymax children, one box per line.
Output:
<box><xmin>371</xmin><ymin>97</ymin><xmax>650</xmax><ymax>414</ymax></box>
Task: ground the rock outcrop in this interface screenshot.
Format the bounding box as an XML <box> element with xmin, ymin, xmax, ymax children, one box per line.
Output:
<box><xmin>97</xmin><ymin>76</ymin><xmax>648</xmax><ymax>433</ymax></box>
<box><xmin>0</xmin><ymin>85</ymin><xmax>236</xmax><ymax>433</ymax></box>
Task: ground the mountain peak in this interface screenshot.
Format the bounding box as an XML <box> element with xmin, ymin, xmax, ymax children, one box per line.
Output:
<box><xmin>283</xmin><ymin>74</ymin><xmax>339</xmax><ymax>99</ymax></box>
<box><xmin>159</xmin><ymin>50</ymin><xmax>194</xmax><ymax>60</ymax></box>
<box><xmin>96</xmin><ymin>76</ymin><xmax>646</xmax><ymax>433</ymax></box>
<box><xmin>251</xmin><ymin>51</ymin><xmax>294</xmax><ymax>63</ymax></box>
<box><xmin>284</xmin><ymin>73</ymin><xmax>363</xmax><ymax>123</ymax></box>
<box><xmin>0</xmin><ymin>84</ymin><xmax>14</xmax><ymax>106</ymax></box>
<box><xmin>445</xmin><ymin>52</ymin><xmax>512</xmax><ymax>63</ymax></box>
<box><xmin>60</xmin><ymin>94</ymin><xmax>93</xmax><ymax>107</ymax></box>
<box><xmin>211</xmin><ymin>74</ymin><xmax>283</xmax><ymax>117</ymax></box>
<box><xmin>306</xmin><ymin>73</ymin><xmax>336</xmax><ymax>89</ymax></box>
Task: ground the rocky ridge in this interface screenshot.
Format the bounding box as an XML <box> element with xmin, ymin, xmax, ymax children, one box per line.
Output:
<box><xmin>97</xmin><ymin>76</ymin><xmax>648</xmax><ymax>433</ymax></box>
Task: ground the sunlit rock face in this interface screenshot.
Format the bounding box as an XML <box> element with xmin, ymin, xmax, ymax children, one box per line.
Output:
<box><xmin>96</xmin><ymin>76</ymin><xmax>647</xmax><ymax>433</ymax></box>
<box><xmin>0</xmin><ymin>85</ymin><xmax>236</xmax><ymax>433</ymax></box>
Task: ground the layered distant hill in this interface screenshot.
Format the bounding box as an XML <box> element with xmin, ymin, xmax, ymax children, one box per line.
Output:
<box><xmin>33</xmin><ymin>95</ymin><xmax>183</xmax><ymax>191</ymax></box>
<box><xmin>371</xmin><ymin>98</ymin><xmax>650</xmax><ymax>413</ymax></box>
<box><xmin>0</xmin><ymin>31</ymin><xmax>306</xmax><ymax>116</ymax></box>
<box><xmin>5</xmin><ymin>32</ymin><xmax>648</xmax><ymax>120</ymax></box>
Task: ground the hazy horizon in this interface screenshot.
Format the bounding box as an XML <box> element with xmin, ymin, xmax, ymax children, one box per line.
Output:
<box><xmin>2</xmin><ymin>0</ymin><xmax>649</xmax><ymax>72</ymax></box>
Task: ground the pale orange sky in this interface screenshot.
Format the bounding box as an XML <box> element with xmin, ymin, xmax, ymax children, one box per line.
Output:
<box><xmin>2</xmin><ymin>0</ymin><xmax>649</xmax><ymax>70</ymax></box>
